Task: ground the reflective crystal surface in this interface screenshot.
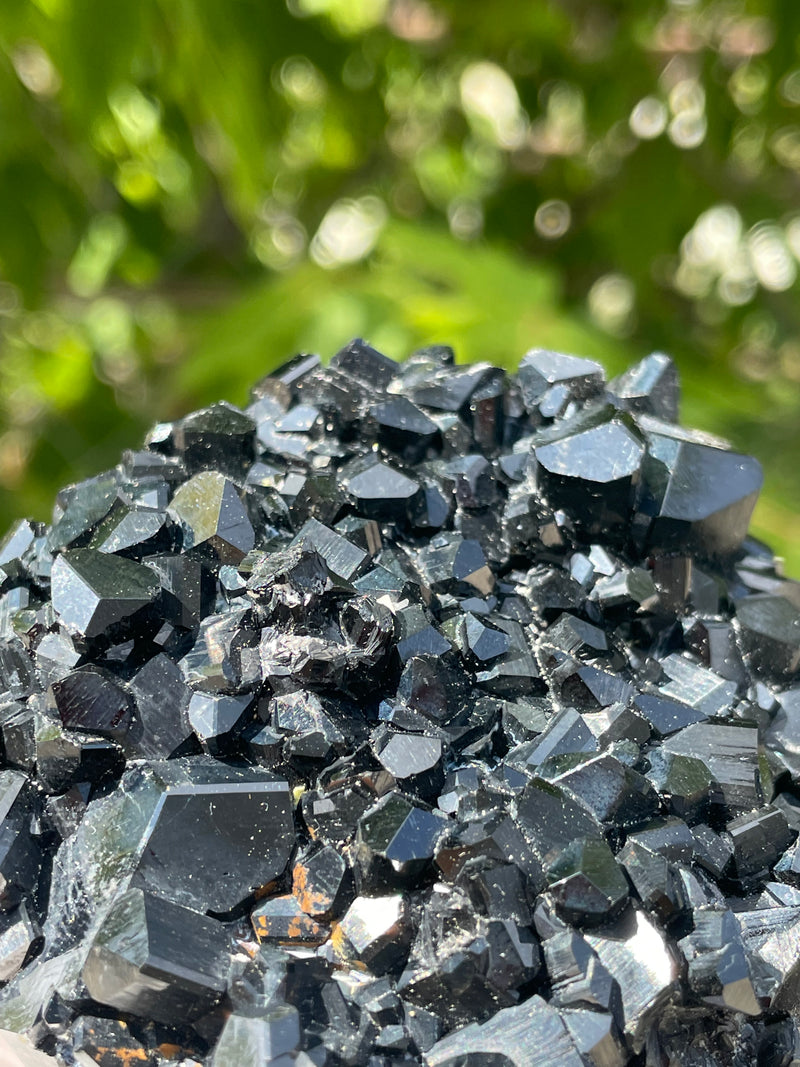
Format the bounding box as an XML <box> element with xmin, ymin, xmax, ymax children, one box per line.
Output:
<box><xmin>82</xmin><ymin>887</ymin><xmax>229</xmax><ymax>1023</ymax></box>
<box><xmin>50</xmin><ymin>667</ymin><xmax>133</xmax><ymax>739</ymax></box>
<box><xmin>50</xmin><ymin>548</ymin><xmax>160</xmax><ymax>639</ymax></box>
<box><xmin>131</xmin><ymin>757</ymin><xmax>294</xmax><ymax>913</ymax></box>
<box><xmin>169</xmin><ymin>470</ymin><xmax>255</xmax><ymax>563</ymax></box>
<box><xmin>546</xmin><ymin>837</ymin><xmax>630</xmax><ymax>927</ymax></box>
<box><xmin>0</xmin><ymin>337</ymin><xmax>798</xmax><ymax>1064</ymax></box>
<box><xmin>637</xmin><ymin>418</ymin><xmax>763</xmax><ymax>558</ymax></box>
<box><xmin>608</xmin><ymin>352</ymin><xmax>680</xmax><ymax>421</ymax></box>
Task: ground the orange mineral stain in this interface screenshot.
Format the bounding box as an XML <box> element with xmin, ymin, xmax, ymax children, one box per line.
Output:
<box><xmin>292</xmin><ymin>862</ymin><xmax>332</xmax><ymax>916</ymax></box>
<box><xmin>92</xmin><ymin>1047</ymin><xmax>149</xmax><ymax>1067</ymax></box>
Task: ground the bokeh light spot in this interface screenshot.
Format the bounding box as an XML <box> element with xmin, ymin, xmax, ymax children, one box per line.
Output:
<box><xmin>629</xmin><ymin>97</ymin><xmax>668</xmax><ymax>139</ymax></box>
<box><xmin>310</xmin><ymin>196</ymin><xmax>387</xmax><ymax>267</ymax></box>
<box><xmin>534</xmin><ymin>199</ymin><xmax>571</xmax><ymax>239</ymax></box>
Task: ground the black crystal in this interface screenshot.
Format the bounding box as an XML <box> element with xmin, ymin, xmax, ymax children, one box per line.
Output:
<box><xmin>82</xmin><ymin>887</ymin><xmax>230</xmax><ymax>1023</ymax></box>
<box><xmin>174</xmin><ymin>400</ymin><xmax>256</xmax><ymax>480</ymax></box>
<box><xmin>0</xmin><ymin>336</ymin><xmax>799</xmax><ymax>1065</ymax></box>
<box><xmin>131</xmin><ymin>758</ymin><xmax>294</xmax><ymax>913</ymax></box>
<box><xmin>50</xmin><ymin>667</ymin><xmax>133</xmax><ymax>740</ymax></box>
<box><xmin>51</xmin><ymin>548</ymin><xmax>160</xmax><ymax>639</ymax></box>
<box><xmin>169</xmin><ymin>470</ymin><xmax>255</xmax><ymax>563</ymax></box>
<box><xmin>546</xmin><ymin>837</ymin><xmax>630</xmax><ymax>927</ymax></box>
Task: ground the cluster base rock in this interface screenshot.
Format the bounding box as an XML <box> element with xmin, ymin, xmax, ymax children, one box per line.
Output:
<box><xmin>0</xmin><ymin>339</ymin><xmax>798</xmax><ymax>1064</ymax></box>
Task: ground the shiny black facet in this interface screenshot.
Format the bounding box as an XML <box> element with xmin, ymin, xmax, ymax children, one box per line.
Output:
<box><xmin>549</xmin><ymin>754</ymin><xmax>659</xmax><ymax>832</ymax></box>
<box><xmin>546</xmin><ymin>837</ymin><xmax>630</xmax><ymax>927</ymax></box>
<box><xmin>726</xmin><ymin>805</ymin><xmax>794</xmax><ymax>882</ymax></box>
<box><xmin>369</xmin><ymin>396</ymin><xmax>440</xmax><ymax>462</ymax></box>
<box><xmin>637</xmin><ymin>420</ymin><xmax>763</xmax><ymax>558</ymax></box>
<box><xmin>0</xmin><ymin>771</ymin><xmax>41</xmax><ymax>911</ymax></box>
<box><xmin>186</xmin><ymin>690</ymin><xmax>254</xmax><ymax>754</ymax></box>
<box><xmin>211</xmin><ymin>1007</ymin><xmax>301</xmax><ymax>1066</ymax></box>
<box><xmin>132</xmin><ymin>758</ymin><xmax>294</xmax><ymax>913</ymax></box>
<box><xmin>334</xmin><ymin>893</ymin><xmax>409</xmax><ymax>972</ymax></box>
<box><xmin>50</xmin><ymin>666</ymin><xmax>132</xmax><ymax>740</ymax></box>
<box><xmin>345</xmin><ymin>460</ymin><xmax>422</xmax><ymax>524</ymax></box>
<box><xmin>174</xmin><ymin>400</ymin><xmax>256</xmax><ymax>480</ymax></box>
<box><xmin>608</xmin><ymin>353</ymin><xmax>680</xmax><ymax>421</ymax></box>
<box><xmin>126</xmin><ymin>652</ymin><xmax>194</xmax><ymax>759</ymax></box>
<box><xmin>519</xmin><ymin>348</ymin><xmax>605</xmax><ymax>409</ymax></box>
<box><xmin>82</xmin><ymin>887</ymin><xmax>230</xmax><ymax>1023</ymax></box>
<box><xmin>356</xmin><ymin>791</ymin><xmax>449</xmax><ymax>885</ymax></box>
<box><xmin>51</xmin><ymin>548</ymin><xmax>160</xmax><ymax>639</ymax></box>
<box><xmin>144</xmin><ymin>552</ymin><xmax>215</xmax><ymax>628</ymax></box>
<box><xmin>169</xmin><ymin>471</ymin><xmax>255</xmax><ymax>563</ymax></box>
<box><xmin>89</xmin><ymin>502</ymin><xmax>171</xmax><ymax>558</ymax></box>
<box><xmin>515</xmin><ymin>776</ymin><xmax>603</xmax><ymax>863</ymax></box>
<box><xmin>736</xmin><ymin>591</ymin><xmax>800</xmax><ymax>678</ymax></box>
<box><xmin>533</xmin><ymin>416</ymin><xmax>644</xmax><ymax>540</ymax></box>
<box><xmin>662</xmin><ymin>721</ymin><xmax>762</xmax><ymax>812</ymax></box>
<box><xmin>678</xmin><ymin>909</ymin><xmax>761</xmax><ymax>1015</ymax></box>
<box><xmin>291</xmin><ymin>517</ymin><xmax>369</xmax><ymax>583</ymax></box>
<box><xmin>330</xmin><ymin>337</ymin><xmax>399</xmax><ymax>390</ymax></box>
<box><xmin>46</xmin><ymin>471</ymin><xmax>119</xmax><ymax>553</ymax></box>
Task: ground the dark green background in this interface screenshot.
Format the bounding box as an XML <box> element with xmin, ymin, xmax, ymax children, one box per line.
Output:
<box><xmin>1</xmin><ymin>0</ymin><xmax>799</xmax><ymax>568</ymax></box>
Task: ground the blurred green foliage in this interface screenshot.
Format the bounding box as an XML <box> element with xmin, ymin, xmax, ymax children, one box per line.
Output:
<box><xmin>1</xmin><ymin>0</ymin><xmax>800</xmax><ymax>567</ymax></box>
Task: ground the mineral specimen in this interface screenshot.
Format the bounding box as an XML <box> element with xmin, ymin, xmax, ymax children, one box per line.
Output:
<box><xmin>0</xmin><ymin>337</ymin><xmax>797</xmax><ymax>1065</ymax></box>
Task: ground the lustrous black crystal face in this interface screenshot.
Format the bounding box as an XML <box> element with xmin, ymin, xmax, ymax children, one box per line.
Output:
<box><xmin>0</xmin><ymin>338</ymin><xmax>799</xmax><ymax>1066</ymax></box>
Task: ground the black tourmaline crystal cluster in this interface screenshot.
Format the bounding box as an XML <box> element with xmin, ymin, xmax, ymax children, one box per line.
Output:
<box><xmin>0</xmin><ymin>340</ymin><xmax>799</xmax><ymax>1067</ymax></box>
